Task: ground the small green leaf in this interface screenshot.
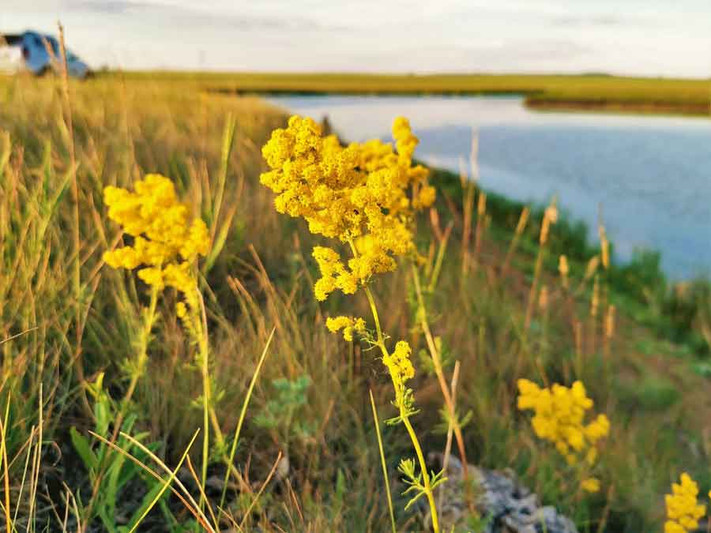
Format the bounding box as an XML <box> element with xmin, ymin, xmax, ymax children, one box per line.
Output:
<box><xmin>70</xmin><ymin>427</ymin><xmax>98</xmax><ymax>472</ymax></box>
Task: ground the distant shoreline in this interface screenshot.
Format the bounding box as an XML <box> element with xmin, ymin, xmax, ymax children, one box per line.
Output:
<box><xmin>102</xmin><ymin>71</ymin><xmax>711</xmax><ymax>119</ymax></box>
<box><xmin>526</xmin><ymin>97</ymin><xmax>711</xmax><ymax>117</ymax></box>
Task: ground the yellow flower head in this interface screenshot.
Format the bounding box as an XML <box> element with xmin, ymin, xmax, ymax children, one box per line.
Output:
<box><xmin>382</xmin><ymin>340</ymin><xmax>415</xmax><ymax>409</ymax></box>
<box><xmin>104</xmin><ymin>174</ymin><xmax>210</xmax><ymax>270</ymax></box>
<box><xmin>312</xmin><ymin>246</ymin><xmax>358</xmax><ymax>301</ymax></box>
<box><xmin>261</xmin><ymin>116</ymin><xmax>434</xmax><ymax>300</ymax></box>
<box><xmin>326</xmin><ymin>315</ymin><xmax>366</xmax><ymax>342</ymax></box>
<box><xmin>664</xmin><ymin>473</ymin><xmax>706</xmax><ymax>533</ymax></box>
<box><xmin>517</xmin><ymin>379</ymin><xmax>609</xmax><ymax>469</ymax></box>
<box><xmin>581</xmin><ymin>478</ymin><xmax>601</xmax><ymax>494</ymax></box>
<box><xmin>103</xmin><ymin>174</ymin><xmax>210</xmax><ymax>317</ymax></box>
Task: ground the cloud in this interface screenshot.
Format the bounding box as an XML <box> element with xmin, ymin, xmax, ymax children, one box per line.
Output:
<box><xmin>4</xmin><ymin>0</ymin><xmax>711</xmax><ymax>76</ymax></box>
<box><xmin>548</xmin><ymin>14</ymin><xmax>624</xmax><ymax>27</ymax></box>
<box><xmin>57</xmin><ymin>0</ymin><xmax>333</xmax><ymax>31</ymax></box>
<box><xmin>62</xmin><ymin>0</ymin><xmax>148</xmax><ymax>14</ymax></box>
<box><xmin>358</xmin><ymin>38</ymin><xmax>592</xmax><ymax>73</ymax></box>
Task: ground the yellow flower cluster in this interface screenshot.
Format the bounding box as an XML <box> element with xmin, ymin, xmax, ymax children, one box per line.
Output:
<box><xmin>382</xmin><ymin>341</ymin><xmax>415</xmax><ymax>409</ymax></box>
<box><xmin>103</xmin><ymin>174</ymin><xmax>210</xmax><ymax>313</ymax></box>
<box><xmin>261</xmin><ymin>115</ymin><xmax>435</xmax><ymax>301</ymax></box>
<box><xmin>312</xmin><ymin>246</ymin><xmax>359</xmax><ymax>300</ymax></box>
<box><xmin>326</xmin><ymin>315</ymin><xmax>367</xmax><ymax>342</ymax></box>
<box><xmin>664</xmin><ymin>473</ymin><xmax>706</xmax><ymax>533</ymax></box>
<box><xmin>517</xmin><ymin>379</ymin><xmax>610</xmax><ymax>490</ymax></box>
<box><xmin>580</xmin><ymin>478</ymin><xmax>600</xmax><ymax>493</ymax></box>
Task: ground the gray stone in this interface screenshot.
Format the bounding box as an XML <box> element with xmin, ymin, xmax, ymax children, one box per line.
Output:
<box><xmin>426</xmin><ymin>453</ymin><xmax>578</xmax><ymax>533</ymax></box>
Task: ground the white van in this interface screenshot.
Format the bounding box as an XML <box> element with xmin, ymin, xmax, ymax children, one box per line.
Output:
<box><xmin>2</xmin><ymin>31</ymin><xmax>90</xmax><ymax>79</ymax></box>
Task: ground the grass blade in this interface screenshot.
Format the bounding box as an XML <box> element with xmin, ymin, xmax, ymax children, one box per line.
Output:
<box><xmin>220</xmin><ymin>327</ymin><xmax>275</xmax><ymax>509</ymax></box>
<box><xmin>127</xmin><ymin>430</ymin><xmax>200</xmax><ymax>533</ymax></box>
<box><xmin>369</xmin><ymin>390</ymin><xmax>397</xmax><ymax>533</ymax></box>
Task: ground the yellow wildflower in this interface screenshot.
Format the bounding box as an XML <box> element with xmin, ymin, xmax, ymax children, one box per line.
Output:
<box><xmin>261</xmin><ymin>115</ymin><xmax>434</xmax><ymax>300</ymax></box>
<box><xmin>581</xmin><ymin>478</ymin><xmax>601</xmax><ymax>493</ymax></box>
<box><xmin>517</xmin><ymin>379</ymin><xmax>609</xmax><ymax>470</ymax></box>
<box><xmin>261</xmin><ymin>118</ymin><xmax>440</xmax><ymax>526</ymax></box>
<box><xmin>137</xmin><ymin>266</ymin><xmax>165</xmax><ymax>289</ymax></box>
<box><xmin>414</xmin><ymin>184</ymin><xmax>437</xmax><ymax>209</ymax></box>
<box><xmin>326</xmin><ymin>316</ymin><xmax>366</xmax><ymax>342</ymax></box>
<box><xmin>558</xmin><ymin>255</ymin><xmax>569</xmax><ymax>276</ymax></box>
<box><xmin>312</xmin><ymin>246</ymin><xmax>358</xmax><ymax>301</ymax></box>
<box><xmin>382</xmin><ymin>340</ymin><xmax>415</xmax><ymax>409</ymax></box>
<box><xmin>103</xmin><ymin>174</ymin><xmax>210</xmax><ymax>320</ymax></box>
<box><xmin>664</xmin><ymin>473</ymin><xmax>706</xmax><ymax>533</ymax></box>
<box><xmin>598</xmin><ymin>224</ymin><xmax>610</xmax><ymax>270</ymax></box>
<box><xmin>103</xmin><ymin>174</ymin><xmax>210</xmax><ymax>268</ymax></box>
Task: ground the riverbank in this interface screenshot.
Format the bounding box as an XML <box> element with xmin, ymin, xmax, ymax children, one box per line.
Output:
<box><xmin>431</xmin><ymin>163</ymin><xmax>711</xmax><ymax>356</ymax></box>
<box><xmin>106</xmin><ymin>71</ymin><xmax>711</xmax><ymax>118</ymax></box>
<box><xmin>526</xmin><ymin>97</ymin><xmax>711</xmax><ymax>117</ymax></box>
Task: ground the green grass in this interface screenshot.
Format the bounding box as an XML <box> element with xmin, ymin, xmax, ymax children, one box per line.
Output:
<box><xmin>0</xmin><ymin>73</ymin><xmax>710</xmax><ymax>531</ymax></box>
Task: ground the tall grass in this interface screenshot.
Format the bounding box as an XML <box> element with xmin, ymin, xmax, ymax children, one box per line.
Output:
<box><xmin>0</xmin><ymin>72</ymin><xmax>709</xmax><ymax>531</ymax></box>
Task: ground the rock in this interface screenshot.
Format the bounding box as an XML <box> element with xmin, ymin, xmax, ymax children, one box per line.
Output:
<box><xmin>275</xmin><ymin>455</ymin><xmax>290</xmax><ymax>480</ymax></box>
<box><xmin>206</xmin><ymin>474</ymin><xmax>226</xmax><ymax>492</ymax></box>
<box><xmin>426</xmin><ymin>453</ymin><xmax>578</xmax><ymax>533</ymax></box>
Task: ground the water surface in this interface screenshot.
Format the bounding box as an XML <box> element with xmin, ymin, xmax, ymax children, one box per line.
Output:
<box><xmin>267</xmin><ymin>95</ymin><xmax>711</xmax><ymax>279</ymax></box>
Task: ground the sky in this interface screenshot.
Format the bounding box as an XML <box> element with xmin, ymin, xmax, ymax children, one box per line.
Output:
<box><xmin>2</xmin><ymin>0</ymin><xmax>711</xmax><ymax>77</ymax></box>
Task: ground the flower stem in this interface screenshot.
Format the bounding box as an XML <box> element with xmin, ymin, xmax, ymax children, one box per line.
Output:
<box><xmin>197</xmin><ymin>299</ymin><xmax>211</xmax><ymax>512</ymax></box>
<box><xmin>83</xmin><ymin>287</ymin><xmax>159</xmax><ymax>530</ymax></box>
<box><xmin>363</xmin><ymin>285</ymin><xmax>440</xmax><ymax>533</ymax></box>
<box><xmin>369</xmin><ymin>389</ymin><xmax>397</xmax><ymax>533</ymax></box>
<box><xmin>401</xmin><ymin>411</ymin><xmax>440</xmax><ymax>533</ymax></box>
<box><xmin>121</xmin><ymin>288</ymin><xmax>159</xmax><ymax>416</ymax></box>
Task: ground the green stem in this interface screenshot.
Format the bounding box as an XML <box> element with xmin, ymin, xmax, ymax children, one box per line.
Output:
<box><xmin>197</xmin><ymin>304</ymin><xmax>211</xmax><ymax>512</ymax></box>
<box><xmin>524</xmin><ymin>245</ymin><xmax>545</xmax><ymax>331</ymax></box>
<box><xmin>121</xmin><ymin>288</ymin><xmax>159</xmax><ymax>416</ymax></box>
<box><xmin>369</xmin><ymin>390</ymin><xmax>397</xmax><ymax>533</ymax></box>
<box><xmin>83</xmin><ymin>286</ymin><xmax>159</xmax><ymax>531</ymax></box>
<box><xmin>348</xmin><ymin>240</ymin><xmax>439</xmax><ymax>531</ymax></box>
<box><xmin>363</xmin><ymin>285</ymin><xmax>440</xmax><ymax>533</ymax></box>
<box><xmin>219</xmin><ymin>328</ymin><xmax>275</xmax><ymax>510</ymax></box>
<box><xmin>401</xmin><ymin>412</ymin><xmax>440</xmax><ymax>533</ymax></box>
<box><xmin>195</xmin><ymin>295</ymin><xmax>250</xmax><ymax>517</ymax></box>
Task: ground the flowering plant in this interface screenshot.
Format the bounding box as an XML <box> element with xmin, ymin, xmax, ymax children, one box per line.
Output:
<box><xmin>517</xmin><ymin>379</ymin><xmax>610</xmax><ymax>493</ymax></box>
<box><xmin>664</xmin><ymin>473</ymin><xmax>706</xmax><ymax>533</ymax></box>
<box><xmin>261</xmin><ymin>116</ymin><xmax>443</xmax><ymax>531</ymax></box>
<box><xmin>103</xmin><ymin>173</ymin><xmax>218</xmax><ymax>503</ymax></box>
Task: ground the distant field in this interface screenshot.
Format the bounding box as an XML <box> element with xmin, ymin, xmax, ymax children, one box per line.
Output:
<box><xmin>106</xmin><ymin>71</ymin><xmax>711</xmax><ymax>116</ymax></box>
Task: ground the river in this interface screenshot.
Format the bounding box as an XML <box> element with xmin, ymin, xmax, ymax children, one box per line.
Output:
<box><xmin>267</xmin><ymin>95</ymin><xmax>711</xmax><ymax>279</ymax></box>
